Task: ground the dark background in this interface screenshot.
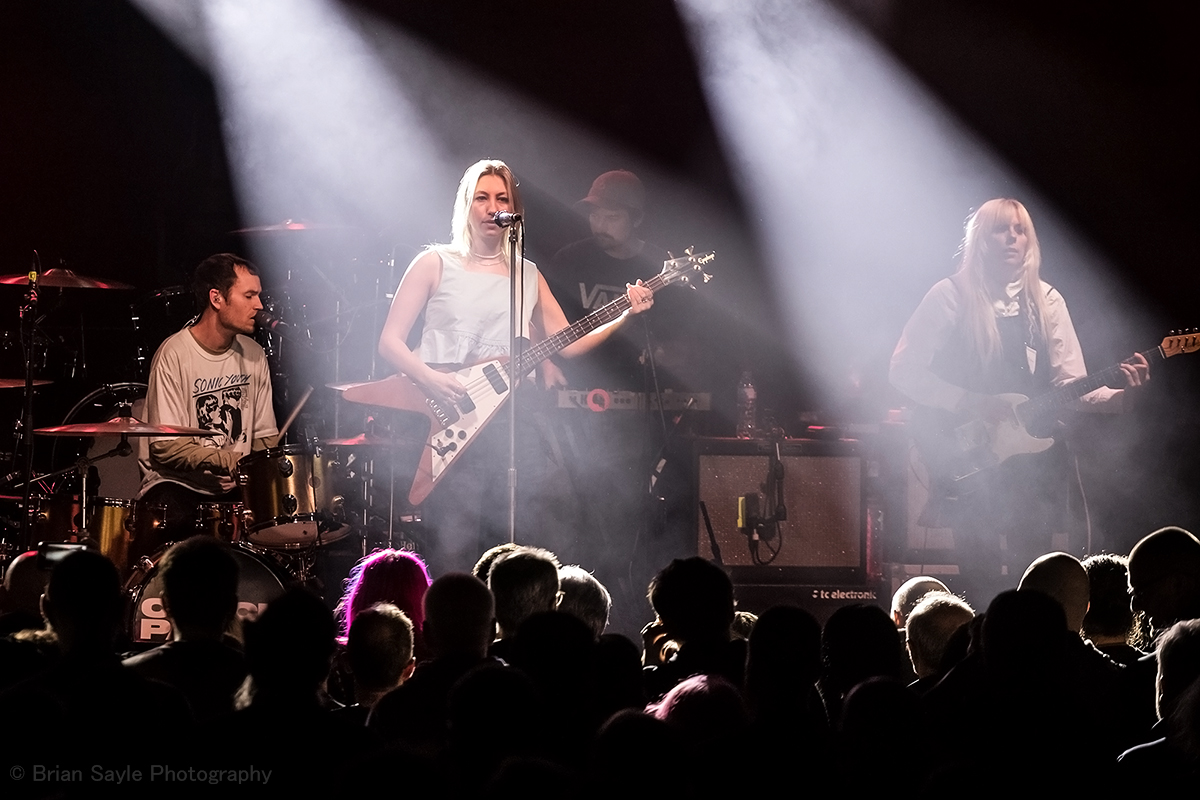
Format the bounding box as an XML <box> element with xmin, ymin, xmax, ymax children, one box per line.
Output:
<box><xmin>2</xmin><ymin>0</ymin><xmax>1197</xmax><ymax>556</ymax></box>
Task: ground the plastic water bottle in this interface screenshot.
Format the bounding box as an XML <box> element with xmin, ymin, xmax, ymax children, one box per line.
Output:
<box><xmin>736</xmin><ymin>370</ymin><xmax>757</xmax><ymax>438</ymax></box>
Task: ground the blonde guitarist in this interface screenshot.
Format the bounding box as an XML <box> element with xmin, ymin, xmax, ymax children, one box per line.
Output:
<box><xmin>375</xmin><ymin>159</ymin><xmax>653</xmax><ymax>572</ymax></box>
<box><xmin>890</xmin><ymin>198</ymin><xmax>1148</xmax><ymax>604</ymax></box>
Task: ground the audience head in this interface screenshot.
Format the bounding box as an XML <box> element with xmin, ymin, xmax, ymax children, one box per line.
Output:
<box><xmin>1018</xmin><ymin>552</ymin><xmax>1090</xmax><ymax>633</ymax></box>
<box><xmin>556</xmin><ymin>565</ymin><xmax>611</xmax><ymax>639</ymax></box>
<box><xmin>891</xmin><ymin>576</ymin><xmax>951</xmax><ymax>628</ymax></box>
<box><xmin>159</xmin><ymin>535</ymin><xmax>239</xmax><ymax>639</ymax></box>
<box><xmin>447</xmin><ymin>663</ymin><xmax>549</xmax><ymax>784</ymax></box>
<box><xmin>645</xmin><ymin>673</ymin><xmax>749</xmax><ymax>748</ymax></box>
<box><xmin>906</xmin><ymin>591</ymin><xmax>975</xmax><ymax>679</ymax></box>
<box><xmin>1081</xmin><ymin>554</ymin><xmax>1135</xmax><ymax>645</ymax></box>
<box><xmin>1</xmin><ymin>551</ymin><xmax>48</xmax><ymax>620</ymax></box>
<box><xmin>41</xmin><ymin>549</ymin><xmax>121</xmax><ymax>654</ymax></box>
<box><xmin>745</xmin><ymin>604</ymin><xmax>822</xmax><ymax>707</ymax></box>
<box><xmin>243</xmin><ymin>587</ymin><xmax>336</xmax><ymax>701</ymax></box>
<box><xmin>338</xmin><ymin>548</ymin><xmax>431</xmax><ymax>640</ymax></box>
<box><xmin>839</xmin><ymin>676</ymin><xmax>923</xmax><ymax>741</ymax></box>
<box><xmin>1128</xmin><ymin>526</ymin><xmax>1200</xmax><ymax>633</ymax></box>
<box><xmin>1155</xmin><ymin>619</ymin><xmax>1200</xmax><ymax>721</ymax></box>
<box><xmin>981</xmin><ymin>589</ymin><xmax>1067</xmax><ymax>679</ymax></box>
<box><xmin>422</xmin><ymin>572</ymin><xmax>495</xmax><ymax>658</ymax></box>
<box><xmin>591</xmin><ymin>710</ymin><xmax>686</xmax><ymax>795</ymax></box>
<box><xmin>648</xmin><ymin>557</ymin><xmax>735</xmax><ymax>645</ymax></box>
<box><xmin>472</xmin><ymin>542</ymin><xmax>526</xmax><ymax>583</ymax></box>
<box><xmin>347</xmin><ymin>603</ymin><xmax>415</xmax><ymax>699</ymax></box>
<box><xmin>821</xmin><ymin>604</ymin><xmax>906</xmax><ymax>705</ymax></box>
<box><xmin>509</xmin><ymin>611</ymin><xmax>597</xmax><ymax>703</ymax></box>
<box><xmin>488</xmin><ymin>547</ymin><xmax>561</xmax><ymax>639</ymax></box>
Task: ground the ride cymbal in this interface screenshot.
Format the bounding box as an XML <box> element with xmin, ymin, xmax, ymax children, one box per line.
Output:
<box><xmin>0</xmin><ymin>268</ymin><xmax>134</xmax><ymax>290</ymax></box>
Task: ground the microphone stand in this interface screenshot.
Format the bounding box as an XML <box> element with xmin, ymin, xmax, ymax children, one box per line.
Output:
<box><xmin>506</xmin><ymin>219</ymin><xmax>523</xmax><ymax>544</ymax></box>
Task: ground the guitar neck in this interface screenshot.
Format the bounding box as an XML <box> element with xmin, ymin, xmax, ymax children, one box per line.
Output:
<box><xmin>1021</xmin><ymin>344</ymin><xmax>1164</xmax><ymax>420</ymax></box>
<box><xmin>513</xmin><ymin>272</ymin><xmax>670</xmax><ymax>376</ymax></box>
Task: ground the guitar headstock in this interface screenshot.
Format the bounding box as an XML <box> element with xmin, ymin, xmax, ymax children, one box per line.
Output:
<box><xmin>1162</xmin><ymin>329</ymin><xmax>1200</xmax><ymax>358</ymax></box>
<box><xmin>659</xmin><ymin>247</ymin><xmax>715</xmax><ymax>290</ymax></box>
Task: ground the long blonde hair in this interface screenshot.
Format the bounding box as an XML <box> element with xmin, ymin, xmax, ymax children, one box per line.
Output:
<box><xmin>445</xmin><ymin>159</ymin><xmax>524</xmax><ymax>261</ymax></box>
<box><xmin>954</xmin><ymin>198</ymin><xmax>1050</xmax><ymax>364</ymax></box>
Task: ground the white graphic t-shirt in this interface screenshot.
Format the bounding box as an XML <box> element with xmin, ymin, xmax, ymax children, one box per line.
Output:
<box><xmin>137</xmin><ymin>327</ymin><xmax>278</xmax><ymax>496</ymax></box>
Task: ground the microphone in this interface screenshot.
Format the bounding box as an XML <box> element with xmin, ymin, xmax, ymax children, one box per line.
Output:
<box><xmin>492</xmin><ymin>211</ymin><xmax>522</xmax><ymax>228</ymax></box>
<box><xmin>254</xmin><ymin>309</ymin><xmax>294</xmax><ymax>337</ymax></box>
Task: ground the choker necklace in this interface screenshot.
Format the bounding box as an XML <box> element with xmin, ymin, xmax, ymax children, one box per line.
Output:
<box><xmin>469</xmin><ymin>250</ymin><xmax>505</xmax><ymax>263</ymax></box>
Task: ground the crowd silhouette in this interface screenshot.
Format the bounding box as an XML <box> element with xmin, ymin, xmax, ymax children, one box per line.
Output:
<box><xmin>3</xmin><ymin>525</ymin><xmax>1199</xmax><ymax>796</ymax></box>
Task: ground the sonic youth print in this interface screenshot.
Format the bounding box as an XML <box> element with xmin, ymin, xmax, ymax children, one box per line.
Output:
<box><xmin>193</xmin><ymin>372</ymin><xmax>252</xmax><ymax>449</ymax></box>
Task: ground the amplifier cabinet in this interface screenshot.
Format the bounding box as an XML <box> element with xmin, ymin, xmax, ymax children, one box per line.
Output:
<box><xmin>694</xmin><ymin>437</ymin><xmax>866</xmax><ymax>584</ymax></box>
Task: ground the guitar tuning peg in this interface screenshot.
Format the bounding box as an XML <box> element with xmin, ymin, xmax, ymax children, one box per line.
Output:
<box><xmin>702</xmin><ymin>273</ymin><xmax>713</xmax><ymax>283</ymax></box>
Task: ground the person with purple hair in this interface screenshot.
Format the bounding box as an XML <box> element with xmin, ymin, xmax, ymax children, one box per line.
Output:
<box><xmin>336</xmin><ymin>549</ymin><xmax>432</xmax><ymax>660</ymax></box>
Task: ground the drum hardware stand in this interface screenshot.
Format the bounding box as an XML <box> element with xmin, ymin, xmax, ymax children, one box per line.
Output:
<box><xmin>17</xmin><ymin>257</ymin><xmax>42</xmax><ymax>551</ymax></box>
<box><xmin>15</xmin><ymin>411</ymin><xmax>138</xmax><ymax>533</ymax></box>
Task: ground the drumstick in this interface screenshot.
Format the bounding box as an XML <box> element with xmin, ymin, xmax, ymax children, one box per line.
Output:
<box><xmin>277</xmin><ymin>385</ymin><xmax>314</xmax><ymax>439</ymax></box>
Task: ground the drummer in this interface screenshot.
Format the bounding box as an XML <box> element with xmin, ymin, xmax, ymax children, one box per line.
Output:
<box><xmin>137</xmin><ymin>253</ymin><xmax>279</xmax><ymax>533</ymax></box>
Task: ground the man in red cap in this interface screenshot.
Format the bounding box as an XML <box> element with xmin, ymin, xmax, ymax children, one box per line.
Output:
<box><xmin>546</xmin><ymin>170</ymin><xmax>671</xmax><ymax>391</ymax></box>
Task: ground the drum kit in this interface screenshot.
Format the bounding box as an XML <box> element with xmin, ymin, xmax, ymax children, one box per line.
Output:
<box><xmin>1</xmin><ymin>228</ymin><xmax>426</xmax><ymax>645</ymax></box>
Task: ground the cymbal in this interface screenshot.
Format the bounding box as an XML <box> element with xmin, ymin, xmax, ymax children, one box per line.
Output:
<box><xmin>232</xmin><ymin>219</ymin><xmax>350</xmax><ymax>234</ymax></box>
<box><xmin>34</xmin><ymin>416</ymin><xmax>210</xmax><ymax>437</ymax></box>
<box><xmin>326</xmin><ymin>381</ymin><xmax>372</xmax><ymax>393</ymax></box>
<box><xmin>323</xmin><ymin>433</ymin><xmax>408</xmax><ymax>448</ymax></box>
<box><xmin>0</xmin><ymin>378</ymin><xmax>53</xmax><ymax>389</ymax></box>
<box><xmin>0</xmin><ymin>268</ymin><xmax>134</xmax><ymax>290</ymax></box>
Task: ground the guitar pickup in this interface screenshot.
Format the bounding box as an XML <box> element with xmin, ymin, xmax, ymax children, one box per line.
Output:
<box><xmin>482</xmin><ymin>363</ymin><xmax>509</xmax><ymax>394</ymax></box>
<box><xmin>458</xmin><ymin>394</ymin><xmax>476</xmax><ymax>414</ymax></box>
<box><xmin>954</xmin><ymin>420</ymin><xmax>991</xmax><ymax>451</ymax></box>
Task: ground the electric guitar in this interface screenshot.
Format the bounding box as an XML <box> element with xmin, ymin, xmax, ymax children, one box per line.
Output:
<box><xmin>911</xmin><ymin>332</ymin><xmax>1200</xmax><ymax>490</ymax></box>
<box><xmin>339</xmin><ymin>249</ymin><xmax>715</xmax><ymax>505</ymax></box>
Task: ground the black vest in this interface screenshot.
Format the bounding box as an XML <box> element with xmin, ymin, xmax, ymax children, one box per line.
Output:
<box><xmin>930</xmin><ymin>281</ymin><xmax>1051</xmax><ymax>399</ymax></box>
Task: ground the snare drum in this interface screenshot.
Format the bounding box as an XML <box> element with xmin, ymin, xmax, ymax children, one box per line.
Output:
<box><xmin>87</xmin><ymin>497</ymin><xmax>134</xmax><ymax>574</ymax></box>
<box><xmin>125</xmin><ymin>542</ymin><xmax>292</xmax><ymax>644</ymax></box>
<box><xmin>196</xmin><ymin>501</ymin><xmax>245</xmax><ymax>543</ymax></box>
<box><xmin>237</xmin><ymin>444</ymin><xmax>348</xmax><ymax>549</ymax></box>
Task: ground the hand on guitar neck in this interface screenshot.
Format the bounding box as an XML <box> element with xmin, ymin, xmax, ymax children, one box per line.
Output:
<box><xmin>1115</xmin><ymin>351</ymin><xmax>1151</xmax><ymax>395</ymax></box>
<box><xmin>916</xmin><ymin>337</ymin><xmax>1193</xmax><ymax>489</ymax></box>
<box><xmin>956</xmin><ymin>350</ymin><xmax>1150</xmax><ymax>426</ymax></box>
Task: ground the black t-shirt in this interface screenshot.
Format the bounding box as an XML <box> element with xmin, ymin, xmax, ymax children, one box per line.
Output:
<box><xmin>546</xmin><ymin>237</ymin><xmax>675</xmax><ymax>390</ymax></box>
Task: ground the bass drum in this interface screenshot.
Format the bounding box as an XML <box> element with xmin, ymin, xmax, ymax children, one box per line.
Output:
<box><xmin>50</xmin><ymin>383</ymin><xmax>148</xmax><ymax>501</ymax></box>
<box><xmin>125</xmin><ymin>542</ymin><xmax>293</xmax><ymax>645</ymax></box>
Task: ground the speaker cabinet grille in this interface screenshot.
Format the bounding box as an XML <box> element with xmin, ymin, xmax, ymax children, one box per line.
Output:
<box><xmin>695</xmin><ymin>440</ymin><xmax>865</xmax><ymax>581</ymax></box>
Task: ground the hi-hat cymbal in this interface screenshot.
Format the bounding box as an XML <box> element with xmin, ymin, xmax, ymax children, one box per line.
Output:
<box><xmin>0</xmin><ymin>378</ymin><xmax>53</xmax><ymax>389</ymax></box>
<box><xmin>232</xmin><ymin>219</ymin><xmax>351</xmax><ymax>234</ymax></box>
<box><xmin>34</xmin><ymin>417</ymin><xmax>210</xmax><ymax>437</ymax></box>
<box><xmin>0</xmin><ymin>268</ymin><xmax>134</xmax><ymax>290</ymax></box>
